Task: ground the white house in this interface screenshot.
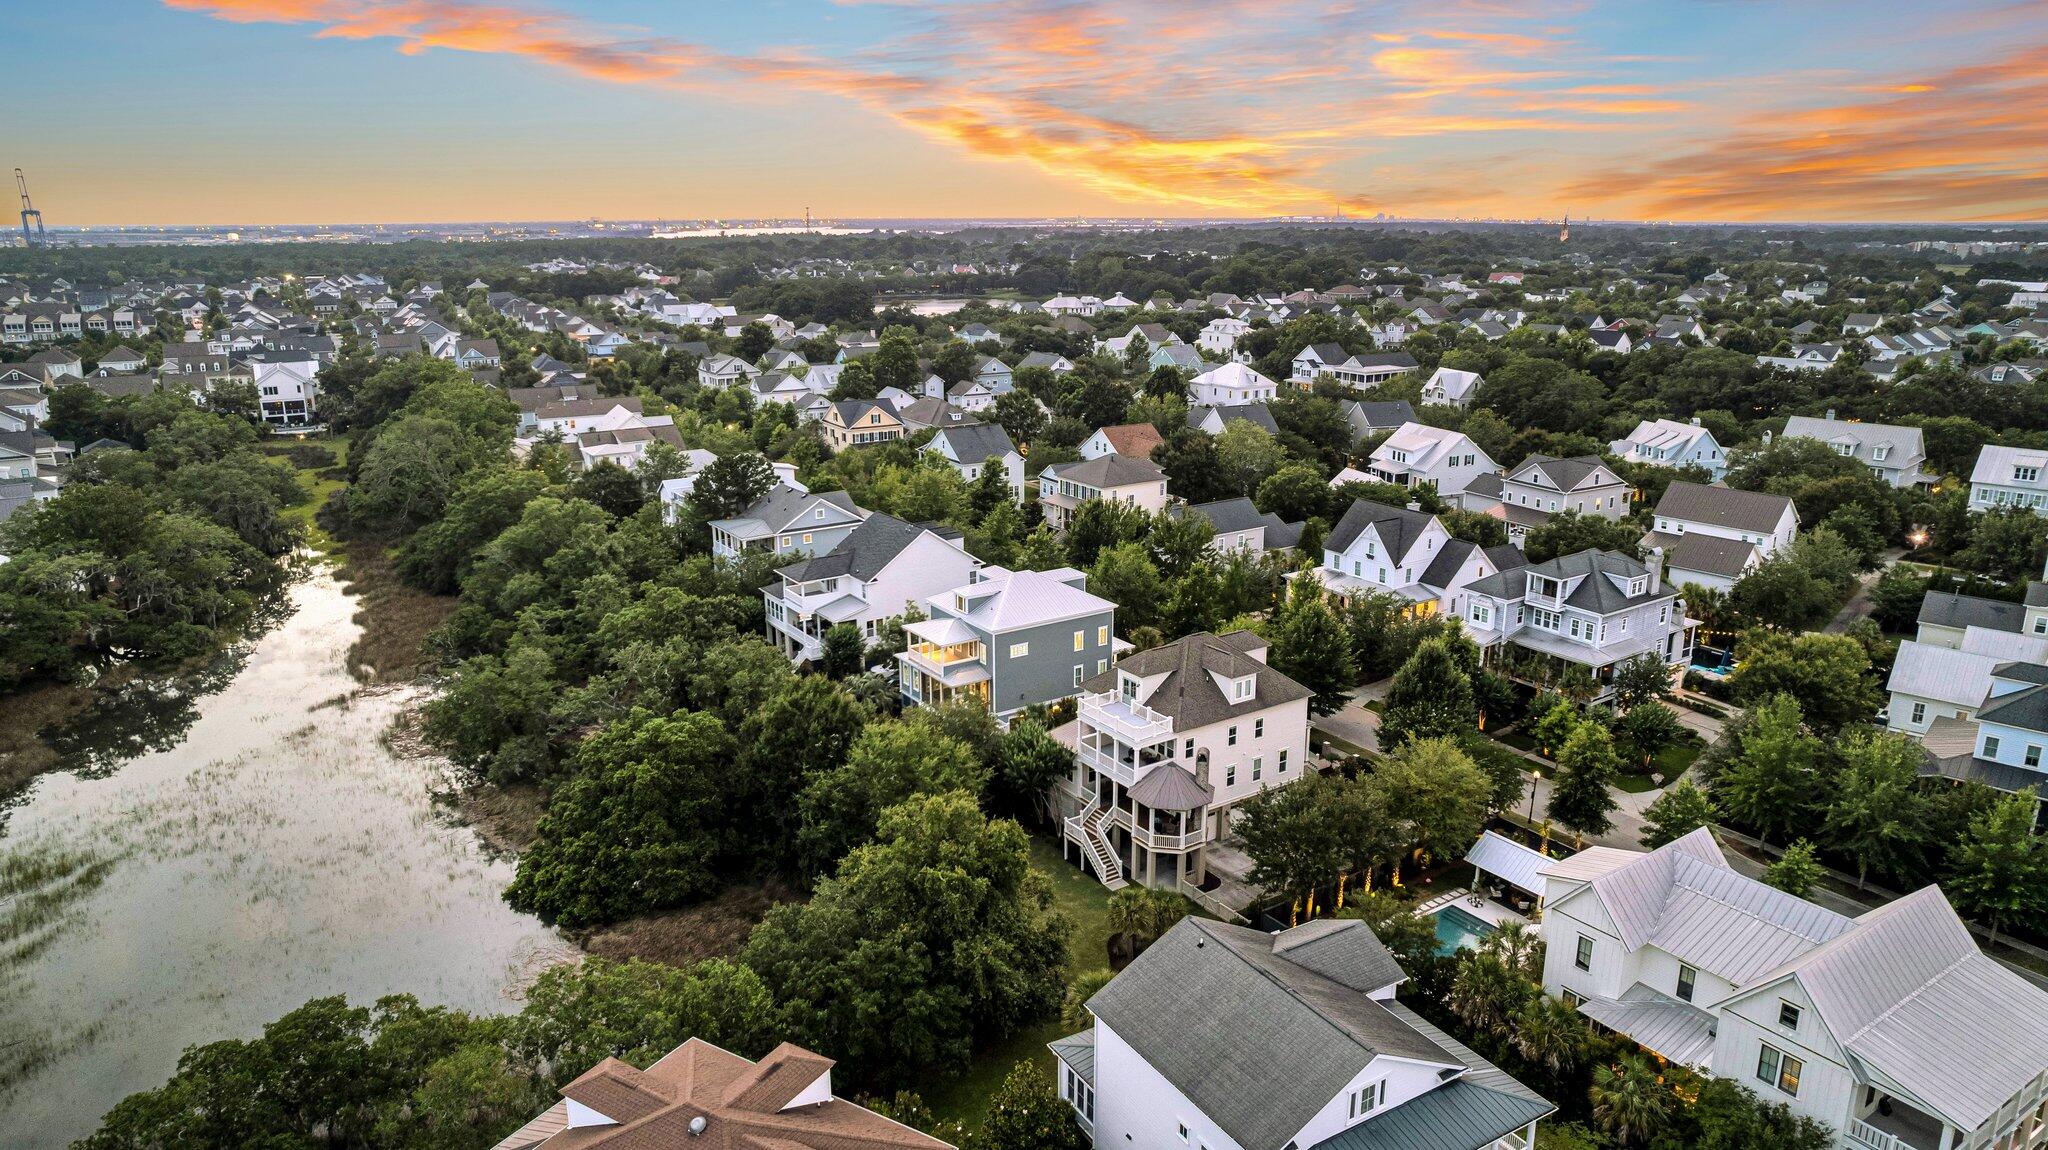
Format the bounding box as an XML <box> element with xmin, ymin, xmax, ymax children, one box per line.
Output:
<box><xmin>1039</xmin><ymin>455</ymin><xmax>1172</xmax><ymax>531</ymax></box>
<box><xmin>924</xmin><ymin>422</ymin><xmax>1024</xmax><ymax>500</ymax></box>
<box><xmin>1464</xmin><ymin>455</ymin><xmax>1631</xmax><ymax>544</ymax></box>
<box><xmin>1198</xmin><ymin>315</ymin><xmax>1251</xmax><ymax>358</ymax></box>
<box><xmin>1420</xmin><ymin>366</ymin><xmax>1483</xmax><ymax>408</ymax></box>
<box><xmin>709</xmin><ymin>484</ymin><xmax>868</xmax><ymax>560</ymax></box>
<box><xmin>1539</xmin><ymin>828</ymin><xmax>2048</xmax><ymax>1150</ymax></box>
<box><xmin>762</xmin><ymin>513</ymin><xmax>982</xmax><ymax>662</ymax></box>
<box><xmin>250</xmin><ymin>357</ymin><xmax>319</xmax><ymax>425</ymax></box>
<box><xmin>1644</xmin><ymin>481</ymin><xmax>1798</xmax><ymax>593</ymax></box>
<box><xmin>1188</xmin><ymin>362</ymin><xmax>1279</xmax><ymax>407</ymax></box>
<box><xmin>1290</xmin><ymin>344</ymin><xmax>1419</xmax><ymax>390</ymax></box>
<box><xmin>1298</xmin><ymin>499</ymin><xmax>1523</xmax><ymax>619</ymax></box>
<box><xmin>1058</xmin><ymin>630</ymin><xmax>1312</xmax><ymax>890</ymax></box>
<box><xmin>1780</xmin><ymin>414</ymin><xmax>1928</xmax><ymax>489</ymax></box>
<box><xmin>1884</xmin><ymin>624</ymin><xmax>2048</xmax><ymax>736</ymax></box>
<box><xmin>1055</xmin><ymin>917</ymin><xmax>1553</xmax><ymax>1150</ymax></box>
<box><xmin>1968</xmin><ymin>445</ymin><xmax>2048</xmax><ymax>515</ymax></box>
<box><xmin>1367</xmin><ymin>422</ymin><xmax>1498</xmax><ymax>498</ymax></box>
<box><xmin>1462</xmin><ymin>548</ymin><xmax>1692</xmax><ymax>702</ymax></box>
<box><xmin>1610</xmin><ymin>418</ymin><xmax>1726</xmax><ymax>481</ymax></box>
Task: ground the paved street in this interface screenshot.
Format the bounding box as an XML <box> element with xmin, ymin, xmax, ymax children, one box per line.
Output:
<box><xmin>1824</xmin><ymin>546</ymin><xmax>1909</xmax><ymax>634</ymax></box>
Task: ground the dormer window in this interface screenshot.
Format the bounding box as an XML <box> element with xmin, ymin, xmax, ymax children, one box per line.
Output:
<box><xmin>1233</xmin><ymin>676</ymin><xmax>1255</xmax><ymax>701</ymax></box>
<box><xmin>1873</xmin><ymin>444</ymin><xmax>1889</xmax><ymax>462</ymax></box>
<box><xmin>2016</xmin><ymin>466</ymin><xmax>2040</xmax><ymax>483</ymax></box>
<box><xmin>1629</xmin><ymin>578</ymin><xmax>1645</xmax><ymax>596</ymax></box>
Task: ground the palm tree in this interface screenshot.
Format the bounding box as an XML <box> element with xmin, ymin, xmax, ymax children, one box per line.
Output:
<box><xmin>1478</xmin><ymin>921</ymin><xmax>1544</xmax><ymax>980</ymax></box>
<box><xmin>1061</xmin><ymin>968</ymin><xmax>1116</xmax><ymax>1031</ymax></box>
<box><xmin>1590</xmin><ymin>1057</ymin><xmax>1672</xmax><ymax>1148</ymax></box>
<box><xmin>1511</xmin><ymin>997</ymin><xmax>1586</xmax><ymax>1081</ymax></box>
<box><xmin>1448</xmin><ymin>954</ymin><xmax>1534</xmax><ymax>1039</ymax></box>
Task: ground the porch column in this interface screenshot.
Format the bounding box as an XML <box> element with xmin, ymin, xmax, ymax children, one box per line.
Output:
<box><xmin>1937</xmin><ymin>1124</ymin><xmax>1955</xmax><ymax>1150</ymax></box>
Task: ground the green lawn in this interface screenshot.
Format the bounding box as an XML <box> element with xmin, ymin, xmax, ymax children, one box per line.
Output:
<box><xmin>1497</xmin><ymin>729</ymin><xmax>1544</xmax><ymax>757</ymax></box>
<box><xmin>1650</xmin><ymin>741</ymin><xmax>1703</xmax><ymax>782</ymax></box>
<box><xmin>1613</xmin><ymin>772</ymin><xmax>1659</xmax><ymax>794</ymax></box>
<box><xmin>265</xmin><ymin>436</ymin><xmax>348</xmax><ymax>555</ymax></box>
<box><xmin>924</xmin><ymin>835</ymin><xmax>1112</xmax><ymax>1130</ymax></box>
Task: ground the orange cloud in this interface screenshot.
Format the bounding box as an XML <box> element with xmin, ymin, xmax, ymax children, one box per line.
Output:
<box><xmin>1563</xmin><ymin>41</ymin><xmax>2048</xmax><ymax>220</ymax></box>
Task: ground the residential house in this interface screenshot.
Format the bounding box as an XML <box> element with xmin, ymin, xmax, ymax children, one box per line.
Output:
<box><xmin>1366</xmin><ymin>422</ymin><xmax>1498</xmax><ymax>498</ymax></box>
<box><xmin>1538</xmin><ymin>829</ymin><xmax>2048</xmax><ymax>1150</ymax></box>
<box><xmin>1018</xmin><ymin>350</ymin><xmax>1076</xmax><ymax>375</ymax></box>
<box><xmin>894</xmin><ymin>397</ymin><xmax>978</xmax><ymax>433</ymax></box>
<box><xmin>1039</xmin><ymin>455</ymin><xmax>1172</xmax><ymax>531</ymax></box>
<box><xmin>762</xmin><ymin>513</ymin><xmax>982</xmax><ymax>662</ymax></box>
<box><xmin>820</xmin><ymin>399</ymin><xmax>905</xmax><ymax>450</ymax></box>
<box><xmin>251</xmin><ymin>356</ymin><xmax>320</xmax><ymax>425</ymax></box>
<box><xmin>1610</xmin><ymin>418</ymin><xmax>1726</xmax><ymax>481</ymax></box>
<box><xmin>708</xmin><ymin>484</ymin><xmax>868</xmax><ymax>561</ymax></box>
<box><xmin>94</xmin><ymin>346</ymin><xmax>148</xmax><ymax>375</ymax></box>
<box><xmin>1780</xmin><ymin>413</ymin><xmax>1928</xmax><ymax>488</ymax></box>
<box><xmin>697</xmin><ymin>353</ymin><xmax>761</xmax><ymax>389</ymax></box>
<box><xmin>924</xmin><ymin>422</ymin><xmax>1024</xmax><ymax>499</ymax></box>
<box><xmin>571</xmin><ymin>421</ymin><xmax>685</xmax><ymax>472</ymax></box>
<box><xmin>1198</xmin><ymin>316</ymin><xmax>1251</xmax><ymax>358</ymax></box>
<box><xmin>897</xmin><ymin>565</ymin><xmax>1118</xmax><ymax>716</ymax></box>
<box><xmin>1289</xmin><ymin>345</ymin><xmax>1419</xmax><ymax>390</ymax></box>
<box><xmin>1421</xmin><ymin>366</ymin><xmax>1483</xmax><ymax>408</ymax></box>
<box><xmin>1100</xmin><ymin>323</ymin><xmax>1180</xmax><ymax>356</ymax></box>
<box><xmin>1588</xmin><ymin>329</ymin><xmax>1634</xmax><ymax>354</ymax></box>
<box><xmin>530</xmin><ymin>396</ymin><xmax>649</xmax><ymax>438</ymax></box>
<box><xmin>1644</xmin><ymin>482</ymin><xmax>1798</xmax><ymax>593</ymax></box>
<box><xmin>1462</xmin><ymin>548</ymin><xmax>1693</xmax><ymax>701</ymax></box>
<box><xmin>1055</xmin><ymin>917</ymin><xmax>1553</xmax><ymax>1150</ymax></box>
<box><xmin>1339</xmin><ymin>399</ymin><xmax>1417</xmax><ymax>446</ymax></box>
<box><xmin>1758</xmin><ymin>343</ymin><xmax>1843</xmax><ymax>372</ymax></box>
<box><xmin>1466</xmin><ymin>455</ymin><xmax>1631</xmax><ymax>544</ymax></box>
<box><xmin>1079</xmin><ymin>422</ymin><xmax>1165</xmax><ymax>462</ymax></box>
<box><xmin>1886</xmin><ymin>625</ymin><xmax>2048</xmax><ymax>736</ymax></box>
<box><xmin>1058</xmin><ymin>631</ymin><xmax>1313</xmax><ymax>890</ymax></box>
<box><xmin>487</xmin><ymin>1038</ymin><xmax>952</xmax><ymax>1150</ymax></box>
<box><xmin>1968</xmin><ymin>445</ymin><xmax>2048</xmax><ymax>515</ymax></box>
<box><xmin>1923</xmin><ymin>665</ymin><xmax>2048</xmax><ymax>818</ymax></box>
<box><xmin>1187</xmin><ymin>403</ymin><xmax>1279</xmax><ymax>438</ymax></box>
<box><xmin>1188</xmin><ymin>363</ymin><xmax>1279</xmax><ymax>407</ymax></box>
<box><xmin>1149</xmin><ymin>343</ymin><xmax>1204</xmax><ymax>373</ymax></box>
<box><xmin>1298</xmin><ymin>499</ymin><xmax>1524</xmax><ymax>618</ymax></box>
<box><xmin>1169</xmin><ymin>497</ymin><xmax>1302</xmax><ymax>558</ymax></box>
<box><xmin>453</xmin><ymin>338</ymin><xmax>501</xmax><ymax>370</ymax></box>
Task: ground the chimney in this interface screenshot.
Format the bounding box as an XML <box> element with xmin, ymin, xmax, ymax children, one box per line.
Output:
<box><xmin>1689</xmin><ymin>416</ymin><xmax>1700</xmax><ymax>427</ymax></box>
<box><xmin>1647</xmin><ymin>546</ymin><xmax>1664</xmax><ymax>595</ymax></box>
<box><xmin>1406</xmin><ymin>501</ymin><xmax>1422</xmax><ymax>512</ymax></box>
<box><xmin>1826</xmin><ymin>407</ymin><xmax>1836</xmax><ymax>420</ymax></box>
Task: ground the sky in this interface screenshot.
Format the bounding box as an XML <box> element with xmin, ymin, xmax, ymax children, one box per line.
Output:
<box><xmin>12</xmin><ymin>0</ymin><xmax>2048</xmax><ymax>225</ymax></box>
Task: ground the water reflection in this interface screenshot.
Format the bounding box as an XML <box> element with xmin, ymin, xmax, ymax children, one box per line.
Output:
<box><xmin>0</xmin><ymin>568</ymin><xmax>572</xmax><ymax>1149</ymax></box>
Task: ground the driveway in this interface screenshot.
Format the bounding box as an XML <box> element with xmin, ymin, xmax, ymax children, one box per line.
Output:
<box><xmin>1824</xmin><ymin>546</ymin><xmax>1908</xmax><ymax>634</ymax></box>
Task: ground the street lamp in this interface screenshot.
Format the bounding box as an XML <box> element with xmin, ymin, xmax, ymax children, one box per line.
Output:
<box><xmin>1527</xmin><ymin>769</ymin><xmax>1542</xmax><ymax>827</ymax></box>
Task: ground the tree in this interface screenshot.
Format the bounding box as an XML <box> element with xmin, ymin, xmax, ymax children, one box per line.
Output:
<box><xmin>1378</xmin><ymin>637</ymin><xmax>1478</xmax><ymax>749</ymax></box>
<box><xmin>1060</xmin><ymin>969</ymin><xmax>1116</xmax><ymax>1030</ymax></box>
<box><xmin>1267</xmin><ymin>586</ymin><xmax>1356</xmax><ymax>715</ymax></box>
<box><xmin>1254</xmin><ymin>463</ymin><xmax>1331</xmax><ymax>525</ymax></box>
<box><xmin>1331</xmin><ymin>890</ymin><xmax>1440</xmax><ymax>970</ymax></box>
<box><xmin>1961</xmin><ymin>505</ymin><xmax>2048</xmax><ymax>582</ymax></box>
<box><xmin>741</xmin><ymin>792</ymin><xmax>1071</xmax><ymax>1088</ymax></box>
<box><xmin>1088</xmin><ymin>542</ymin><xmax>1165</xmax><ymax>630</ymax></box>
<box><xmin>571</xmin><ymin>461</ymin><xmax>645</xmax><ymax>518</ymax></box>
<box><xmin>1639</xmin><ymin>778</ymin><xmax>1717</xmax><ymax>848</ymax></box>
<box><xmin>990</xmin><ymin>390</ymin><xmax>1046</xmax><ymax>447</ymax></box>
<box><xmin>975</xmin><ymin>1061</ymin><xmax>1089</xmax><ymax>1150</ymax></box>
<box><xmin>1612</xmin><ymin>701</ymin><xmax>1687</xmax><ymax>770</ymax></box>
<box><xmin>1609</xmin><ymin>653</ymin><xmax>1673</xmax><ymax>711</ymax></box>
<box><xmin>1820</xmin><ymin>732</ymin><xmax>1927</xmax><ymax>888</ymax></box>
<box><xmin>821</xmin><ymin>623</ymin><xmax>866</xmax><ymax>678</ymax></box>
<box><xmin>990</xmin><ymin>716</ymin><xmax>1070</xmax><ymax>826</ymax></box>
<box><xmin>511</xmin><ymin>957</ymin><xmax>780</xmax><ymax>1079</ymax></box>
<box><xmin>736</xmin><ymin>678</ymin><xmax>870</xmax><ymax>870</ymax></box>
<box><xmin>1236</xmin><ymin>771</ymin><xmax>1393</xmax><ymax>904</ymax></box>
<box><xmin>1762</xmin><ymin>838</ymin><xmax>1823</xmax><ymax>897</ymax></box>
<box><xmin>1945</xmin><ymin>793</ymin><xmax>2048</xmax><ymax>945</ymax></box>
<box><xmin>688</xmin><ymin>451</ymin><xmax>775</xmax><ymax>523</ymax></box>
<box><xmin>1365</xmin><ymin>737</ymin><xmax>1489</xmax><ymax>871</ymax></box>
<box><xmin>506</xmin><ymin>709</ymin><xmax>739</xmax><ymax>927</ymax></box>
<box><xmin>1522</xmin><ymin>510</ymin><xmax>1642</xmax><ymax>563</ymax></box>
<box><xmin>1683</xmin><ymin>1079</ymin><xmax>1833</xmax><ymax>1150</ymax></box>
<box><xmin>1590</xmin><ymin>1056</ymin><xmax>1673</xmax><ymax>1148</ymax></box>
<box><xmin>1214</xmin><ymin>420</ymin><xmax>1286</xmax><ymax>497</ymax></box>
<box><xmin>1512</xmin><ymin>995</ymin><xmax>1587</xmax><ymax>1084</ymax></box>
<box><xmin>1547</xmin><ymin>719</ymin><xmax>1621</xmax><ymax>841</ymax></box>
<box><xmin>795</xmin><ymin>714</ymin><xmax>988</xmax><ymax>874</ymax></box>
<box><xmin>1712</xmin><ymin>693</ymin><xmax>1820</xmax><ymax>845</ymax></box>
<box><xmin>1447</xmin><ymin>950</ymin><xmax>1536</xmax><ymax>1039</ymax></box>
<box><xmin>1728</xmin><ymin>631</ymin><xmax>1881</xmax><ymax>734</ymax></box>
<box><xmin>1105</xmin><ymin>886</ymin><xmax>1191</xmax><ymax>963</ymax></box>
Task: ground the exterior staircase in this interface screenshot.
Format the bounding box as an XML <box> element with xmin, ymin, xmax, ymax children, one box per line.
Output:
<box><xmin>1065</xmin><ymin>797</ymin><xmax>1126</xmax><ymax>890</ymax></box>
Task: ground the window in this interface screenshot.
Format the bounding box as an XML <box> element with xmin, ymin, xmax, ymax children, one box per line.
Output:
<box><xmin>1254</xmin><ymin>719</ymin><xmax>1265</xmax><ymax>739</ymax></box>
<box><xmin>801</xmin><ymin>533</ymin><xmax>813</xmax><ymax>545</ymax></box>
<box><xmin>1910</xmin><ymin>701</ymin><xmax>1926</xmax><ymax>725</ymax></box>
<box><xmin>1279</xmin><ymin>749</ymin><xmax>1289</xmax><ymax>773</ymax></box>
<box><xmin>1226</xmin><ymin>763</ymin><xmax>1236</xmax><ymax>786</ymax></box>
<box><xmin>1009</xmin><ymin>642</ymin><xmax>1029</xmax><ymax>658</ymax></box>
<box><xmin>1561</xmin><ymin>988</ymin><xmax>1584</xmax><ymax>1008</ymax></box>
<box><xmin>1985</xmin><ymin>735</ymin><xmax>2002</xmax><ymax>757</ymax></box>
<box><xmin>1227</xmin><ymin>726</ymin><xmax>1239</xmax><ymax>746</ymax></box>
<box><xmin>2016</xmin><ymin>466</ymin><xmax>2040</xmax><ymax>483</ymax></box>
<box><xmin>2029</xmin><ymin>745</ymin><xmax>2043</xmax><ymax>768</ymax></box>
<box><xmin>1178</xmin><ymin>1124</ymin><xmax>1188</xmax><ymax>1142</ymax></box>
<box><xmin>1574</xmin><ymin>935</ymin><xmax>1593</xmax><ymax>972</ymax></box>
<box><xmin>1347</xmin><ymin>1081</ymin><xmax>1383</xmax><ymax>1120</ymax></box>
<box><xmin>1097</xmin><ymin>625</ymin><xmax>1109</xmax><ymax>645</ymax></box>
<box><xmin>2035</xmin><ymin>616</ymin><xmax>2048</xmax><ymax>635</ymax></box>
<box><xmin>1185</xmin><ymin>738</ymin><xmax>1196</xmax><ymax>759</ymax></box>
<box><xmin>1778</xmin><ymin>1001</ymin><xmax>1801</xmax><ymax>1030</ymax></box>
<box><xmin>1676</xmin><ymin>964</ymin><xmax>1696</xmax><ymax>1003</ymax></box>
<box><xmin>1073</xmin><ymin>630</ymin><xmax>1086</xmax><ymax>652</ymax></box>
<box><xmin>1073</xmin><ymin>665</ymin><xmax>1084</xmax><ymax>687</ymax></box>
<box><xmin>1757</xmin><ymin>1044</ymin><xmax>1801</xmax><ymax>1096</ymax></box>
<box><xmin>1098</xmin><ymin>659</ymin><xmax>1108</xmax><ymax>674</ymax></box>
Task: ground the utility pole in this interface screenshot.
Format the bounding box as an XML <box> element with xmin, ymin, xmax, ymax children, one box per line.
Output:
<box><xmin>16</xmin><ymin>169</ymin><xmax>46</xmax><ymax>248</ymax></box>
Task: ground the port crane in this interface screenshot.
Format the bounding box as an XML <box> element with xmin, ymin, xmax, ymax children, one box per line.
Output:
<box><xmin>16</xmin><ymin>169</ymin><xmax>45</xmax><ymax>248</ymax></box>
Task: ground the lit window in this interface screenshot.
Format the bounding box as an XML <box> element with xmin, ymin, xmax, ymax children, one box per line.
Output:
<box><xmin>1757</xmin><ymin>1044</ymin><xmax>1801</xmax><ymax>1096</ymax></box>
<box><xmin>1097</xmin><ymin>625</ymin><xmax>1109</xmax><ymax>645</ymax></box>
<box><xmin>1009</xmin><ymin>642</ymin><xmax>1029</xmax><ymax>658</ymax></box>
<box><xmin>1074</xmin><ymin>630</ymin><xmax>1085</xmax><ymax>652</ymax></box>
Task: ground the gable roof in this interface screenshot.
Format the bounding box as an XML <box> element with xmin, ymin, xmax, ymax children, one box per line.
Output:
<box><xmin>1047</xmin><ymin>453</ymin><xmax>1166</xmax><ymax>489</ymax></box>
<box><xmin>1084</xmin><ymin>630</ymin><xmax>1311</xmax><ymax>730</ymax></box>
<box><xmin>778</xmin><ymin>512</ymin><xmax>960</xmax><ymax>584</ymax></box>
<box><xmin>1512</xmin><ymin>454</ymin><xmax>1611</xmax><ymax>492</ymax></box>
<box><xmin>928</xmin><ymin>422</ymin><xmax>1016</xmax><ymax>465</ymax></box>
<box><xmin>1327</xmin><ymin>499</ymin><xmax>1437</xmax><ymax>564</ymax></box>
<box><xmin>1095</xmin><ymin>422</ymin><xmax>1165</xmax><ymax>459</ymax></box>
<box><xmin>1653</xmin><ymin>480</ymin><xmax>1795</xmax><ymax>535</ymax></box>
<box><xmin>1087</xmin><ymin>919</ymin><xmax>1466</xmax><ymax>1150</ymax></box>
<box><xmin>1780</xmin><ymin>415</ymin><xmax>1923</xmax><ymax>467</ymax></box>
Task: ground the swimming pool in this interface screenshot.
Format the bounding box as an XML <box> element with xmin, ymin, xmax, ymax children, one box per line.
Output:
<box><xmin>1432</xmin><ymin>905</ymin><xmax>1494</xmax><ymax>955</ymax></box>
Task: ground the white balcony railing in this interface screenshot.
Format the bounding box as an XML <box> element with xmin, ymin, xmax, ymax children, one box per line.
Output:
<box><xmin>1845</xmin><ymin>1117</ymin><xmax>1906</xmax><ymax>1150</ymax></box>
<box><xmin>1078</xmin><ymin>691</ymin><xmax>1174</xmax><ymax>744</ymax></box>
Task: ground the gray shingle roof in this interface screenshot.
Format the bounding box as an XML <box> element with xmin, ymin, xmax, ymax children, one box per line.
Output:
<box><xmin>1516</xmin><ymin>454</ymin><xmax>1610</xmax><ymax>491</ymax></box>
<box><xmin>1086</xmin><ymin>919</ymin><xmax>1463</xmax><ymax>1150</ymax></box>
<box><xmin>1081</xmin><ymin>630</ymin><xmax>1312</xmax><ymax>729</ymax></box>
<box><xmin>778</xmin><ymin>512</ymin><xmax>954</xmax><ymax>583</ymax></box>
<box><xmin>1917</xmin><ymin>591</ymin><xmax>2025</xmax><ymax>635</ymax></box>
<box><xmin>1310</xmin><ymin>1006</ymin><xmax>1553</xmax><ymax>1150</ymax></box>
<box><xmin>1974</xmin><ymin>683</ymin><xmax>2048</xmax><ymax>731</ymax></box>
<box><xmin>1046</xmin><ymin>453</ymin><xmax>1166</xmax><ymax>489</ymax></box>
<box><xmin>1664</xmin><ymin>533</ymin><xmax>1758</xmax><ymax>580</ymax></box>
<box><xmin>1654</xmin><ymin>481</ymin><xmax>1794</xmax><ymax>535</ymax></box>
<box><xmin>1327</xmin><ymin>500</ymin><xmax>1436</xmax><ymax>564</ymax></box>
<box><xmin>930</xmin><ymin>422</ymin><xmax>1016</xmax><ymax>465</ymax></box>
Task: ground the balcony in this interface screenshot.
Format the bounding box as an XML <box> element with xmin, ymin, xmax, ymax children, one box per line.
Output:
<box><xmin>1078</xmin><ymin>691</ymin><xmax>1174</xmax><ymax>744</ymax></box>
<box><xmin>1109</xmin><ymin>806</ymin><xmax>1209</xmax><ymax>852</ymax></box>
<box><xmin>903</xmin><ymin>640</ymin><xmax>986</xmax><ymax>677</ymax></box>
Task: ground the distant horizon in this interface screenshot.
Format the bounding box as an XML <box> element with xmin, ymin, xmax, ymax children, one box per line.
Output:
<box><xmin>13</xmin><ymin>1</ymin><xmax>2048</xmax><ymax>227</ymax></box>
<box><xmin>15</xmin><ymin>215</ymin><xmax>2048</xmax><ymax>234</ymax></box>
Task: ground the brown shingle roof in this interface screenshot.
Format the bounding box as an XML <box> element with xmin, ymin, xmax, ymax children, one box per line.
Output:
<box><xmin>1097</xmin><ymin>423</ymin><xmax>1164</xmax><ymax>459</ymax></box>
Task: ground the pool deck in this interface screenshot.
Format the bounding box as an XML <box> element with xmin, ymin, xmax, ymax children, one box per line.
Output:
<box><xmin>1416</xmin><ymin>888</ymin><xmax>1530</xmax><ymax>929</ymax></box>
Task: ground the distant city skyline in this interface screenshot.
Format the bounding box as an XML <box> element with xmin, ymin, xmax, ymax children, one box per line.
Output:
<box><xmin>13</xmin><ymin>0</ymin><xmax>2048</xmax><ymax>227</ymax></box>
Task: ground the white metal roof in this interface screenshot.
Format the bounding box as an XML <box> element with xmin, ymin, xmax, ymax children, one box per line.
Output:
<box><xmin>1465</xmin><ymin>831</ymin><xmax>1550</xmax><ymax>895</ymax></box>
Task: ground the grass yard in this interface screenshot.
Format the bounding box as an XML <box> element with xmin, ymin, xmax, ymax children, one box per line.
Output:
<box><xmin>1649</xmin><ymin>741</ymin><xmax>1703</xmax><ymax>782</ymax></box>
<box><xmin>263</xmin><ymin>436</ymin><xmax>348</xmax><ymax>554</ymax></box>
<box><xmin>1613</xmin><ymin>772</ymin><xmax>1660</xmax><ymax>794</ymax></box>
<box><xmin>1496</xmin><ymin>728</ymin><xmax>1544</xmax><ymax>758</ymax></box>
<box><xmin>924</xmin><ymin>835</ymin><xmax>1113</xmax><ymax>1130</ymax></box>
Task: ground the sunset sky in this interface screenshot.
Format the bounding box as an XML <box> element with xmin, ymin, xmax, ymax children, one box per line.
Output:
<box><xmin>15</xmin><ymin>0</ymin><xmax>2048</xmax><ymax>225</ymax></box>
